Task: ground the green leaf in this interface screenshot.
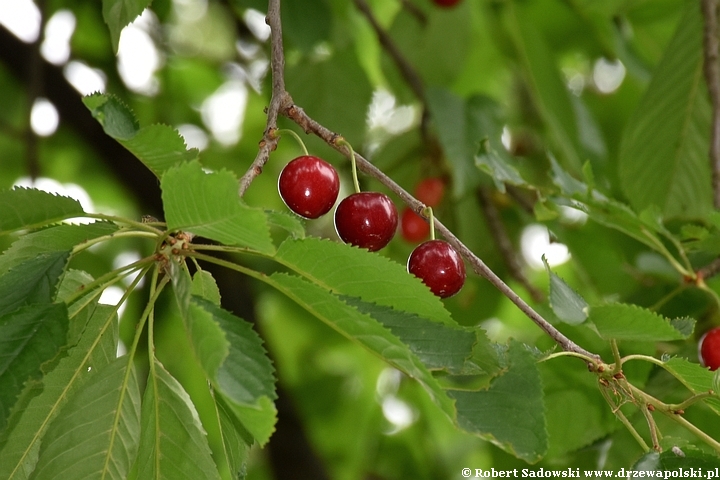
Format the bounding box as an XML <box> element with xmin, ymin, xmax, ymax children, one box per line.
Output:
<box><xmin>475</xmin><ymin>139</ymin><xmax>529</xmax><ymax>193</ymax></box>
<box><xmin>275</xmin><ymin>237</ymin><xmax>454</xmax><ymax>325</ymax></box>
<box><xmin>448</xmin><ymin>340</ymin><xmax>547</xmax><ymax>463</ymax></box>
<box><xmin>0</xmin><ymin>305</ymin><xmax>118</xmax><ymax>480</ymax></box>
<box><xmin>342</xmin><ymin>296</ymin><xmax>498</xmax><ymax>375</ymax></box>
<box><xmin>214</xmin><ymin>396</ymin><xmax>249</xmax><ymax>479</ymax></box>
<box><xmin>275</xmin><ymin>237</ymin><xmax>455</xmax><ymax>325</ymax></box>
<box><xmin>0</xmin><ymin>304</ymin><xmax>69</xmax><ymax>433</ymax></box>
<box><xmin>533</xmin><ymin>201</ymin><xmax>559</xmax><ymax>222</ymax></box>
<box><xmin>0</xmin><ymin>222</ymin><xmax>117</xmax><ymax>276</ymax></box>
<box><xmin>634</xmin><ymin>447</ymin><xmax>720</xmax><ymax>470</ymax></box>
<box><xmin>82</xmin><ymin>93</ymin><xmax>139</xmax><ymax>140</ymax></box>
<box><xmin>657</xmin><ymin>446</ymin><xmax>720</xmax><ymax>469</ymax></box>
<box><xmin>171</xmin><ymin>268</ymin><xmax>269</xmax><ymax>445</ymax></box>
<box><xmin>549</xmin><ymin>157</ymin><xmax>667</xmax><ymax>253</ymax></box>
<box><xmin>265</xmin><ymin>210</ymin><xmax>306</xmax><ymax>240</ymax></box>
<box><xmin>618</xmin><ymin>3</ymin><xmax>711</xmax><ymax>219</ymax></box>
<box><xmin>191</xmin><ymin>298</ymin><xmax>276</xmax><ymax>405</ymax></box>
<box><xmin>122</xmin><ymin>124</ymin><xmax>200</xmax><ymax>178</ymax></box>
<box><xmin>0</xmin><ymin>188</ymin><xmax>85</xmax><ymax>234</ymax></box>
<box><xmin>543</xmin><ymin>256</ymin><xmax>588</xmax><ymax>325</ymax></box>
<box><xmin>191</xmin><ymin>270</ymin><xmax>221</xmax><ymax>305</ymax></box>
<box><xmin>30</xmin><ymin>356</ymin><xmax>141</xmax><ymax>480</ymax></box>
<box><xmin>266</xmin><ymin>272</ymin><xmax>456</xmax><ymax>422</ymax></box>
<box><xmin>662</xmin><ymin>357</ymin><xmax>720</xmax><ymax>415</ymax></box>
<box><xmin>178</xmin><ymin>289</ymin><xmax>277</xmax><ymax>446</ymax></box>
<box><xmin>102</xmin><ymin>0</ymin><xmax>152</xmax><ymax>53</ymax></box>
<box><xmin>84</xmin><ymin>94</ymin><xmax>199</xmax><ymax>177</ymax></box>
<box><xmin>589</xmin><ymin>304</ymin><xmax>694</xmax><ymax>342</ymax></box>
<box><xmin>0</xmin><ymin>251</ymin><xmax>70</xmax><ymax>317</ymax></box>
<box><xmin>162</xmin><ymin>161</ymin><xmax>274</xmax><ymax>254</ymax></box>
<box><xmin>56</xmin><ymin>269</ymin><xmax>99</xmax><ymax>343</ymax></box>
<box><xmin>133</xmin><ymin>359</ymin><xmax>221</xmax><ymax>480</ymax></box>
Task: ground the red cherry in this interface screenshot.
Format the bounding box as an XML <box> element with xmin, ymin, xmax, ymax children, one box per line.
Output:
<box><xmin>335</xmin><ymin>192</ymin><xmax>398</xmax><ymax>251</ymax></box>
<box><xmin>431</xmin><ymin>0</ymin><xmax>462</xmax><ymax>8</ymax></box>
<box><xmin>415</xmin><ymin>178</ymin><xmax>445</xmax><ymax>207</ymax></box>
<box><xmin>699</xmin><ymin>327</ymin><xmax>720</xmax><ymax>370</ymax></box>
<box><xmin>400</xmin><ymin>207</ymin><xmax>430</xmax><ymax>243</ymax></box>
<box><xmin>278</xmin><ymin>155</ymin><xmax>340</xmax><ymax>219</ymax></box>
<box><xmin>407</xmin><ymin>240</ymin><xmax>465</xmax><ymax>298</ymax></box>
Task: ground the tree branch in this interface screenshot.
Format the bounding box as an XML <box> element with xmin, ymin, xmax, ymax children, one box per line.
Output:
<box><xmin>245</xmin><ymin>0</ymin><xmax>598</xmax><ymax>361</ymax></box>
<box><xmin>697</xmin><ymin>256</ymin><xmax>720</xmax><ymax>281</ymax></box>
<box><xmin>237</xmin><ymin>0</ymin><xmax>292</xmax><ymax>197</ymax></box>
<box><xmin>702</xmin><ymin>0</ymin><xmax>720</xmax><ymax>209</ymax></box>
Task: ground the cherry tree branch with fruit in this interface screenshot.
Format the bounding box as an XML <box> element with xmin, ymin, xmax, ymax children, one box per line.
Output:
<box><xmin>239</xmin><ymin>0</ymin><xmax>720</xmax><ymax>456</ymax></box>
<box><xmin>244</xmin><ymin>0</ymin><xmax>596</xmax><ymax>359</ymax></box>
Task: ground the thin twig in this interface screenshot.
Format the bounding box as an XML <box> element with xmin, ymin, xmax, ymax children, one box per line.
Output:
<box><xmin>237</xmin><ymin>0</ymin><xmax>293</xmax><ymax>197</ymax></box>
<box><xmin>640</xmin><ymin>404</ymin><xmax>661</xmax><ymax>451</ymax></box>
<box><xmin>477</xmin><ymin>186</ymin><xmax>545</xmax><ymax>302</ymax></box>
<box><xmin>697</xmin><ymin>256</ymin><xmax>720</xmax><ymax>280</ymax></box>
<box><xmin>702</xmin><ymin>0</ymin><xmax>720</xmax><ymax>209</ymax></box>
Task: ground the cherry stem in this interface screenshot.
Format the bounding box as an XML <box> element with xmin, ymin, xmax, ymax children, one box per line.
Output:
<box><xmin>425</xmin><ymin>206</ymin><xmax>436</xmax><ymax>241</ymax></box>
<box><xmin>336</xmin><ymin>137</ymin><xmax>361</xmax><ymax>193</ymax></box>
<box><xmin>275</xmin><ymin>128</ymin><xmax>309</xmax><ymax>156</ymax></box>
<box><xmin>597</xmin><ymin>382</ymin><xmax>651</xmax><ymax>453</ymax></box>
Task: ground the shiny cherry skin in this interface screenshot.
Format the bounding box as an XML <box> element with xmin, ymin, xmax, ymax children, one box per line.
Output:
<box><xmin>699</xmin><ymin>327</ymin><xmax>720</xmax><ymax>371</ymax></box>
<box><xmin>407</xmin><ymin>240</ymin><xmax>465</xmax><ymax>298</ymax></box>
<box><xmin>400</xmin><ymin>207</ymin><xmax>430</xmax><ymax>243</ymax></box>
<box><xmin>278</xmin><ymin>155</ymin><xmax>340</xmax><ymax>219</ymax></box>
<box><xmin>415</xmin><ymin>178</ymin><xmax>445</xmax><ymax>207</ymax></box>
<box><xmin>335</xmin><ymin>192</ymin><xmax>398</xmax><ymax>251</ymax></box>
<box><xmin>432</xmin><ymin>0</ymin><xmax>462</xmax><ymax>7</ymax></box>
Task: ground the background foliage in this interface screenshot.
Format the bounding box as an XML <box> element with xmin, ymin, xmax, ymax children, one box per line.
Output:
<box><xmin>1</xmin><ymin>0</ymin><xmax>720</xmax><ymax>478</ymax></box>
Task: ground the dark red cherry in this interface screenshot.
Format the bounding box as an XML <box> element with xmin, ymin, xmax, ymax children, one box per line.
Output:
<box><xmin>407</xmin><ymin>239</ymin><xmax>465</xmax><ymax>298</ymax></box>
<box><xmin>334</xmin><ymin>192</ymin><xmax>398</xmax><ymax>251</ymax></box>
<box><xmin>400</xmin><ymin>207</ymin><xmax>430</xmax><ymax>243</ymax></box>
<box><xmin>414</xmin><ymin>178</ymin><xmax>445</xmax><ymax>207</ymax></box>
<box><xmin>700</xmin><ymin>327</ymin><xmax>720</xmax><ymax>371</ymax></box>
<box><xmin>278</xmin><ymin>155</ymin><xmax>339</xmax><ymax>219</ymax></box>
<box><xmin>432</xmin><ymin>0</ymin><xmax>462</xmax><ymax>7</ymax></box>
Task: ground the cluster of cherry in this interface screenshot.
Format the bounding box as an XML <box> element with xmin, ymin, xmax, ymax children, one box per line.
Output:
<box><xmin>278</xmin><ymin>154</ymin><xmax>466</xmax><ymax>298</ymax></box>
